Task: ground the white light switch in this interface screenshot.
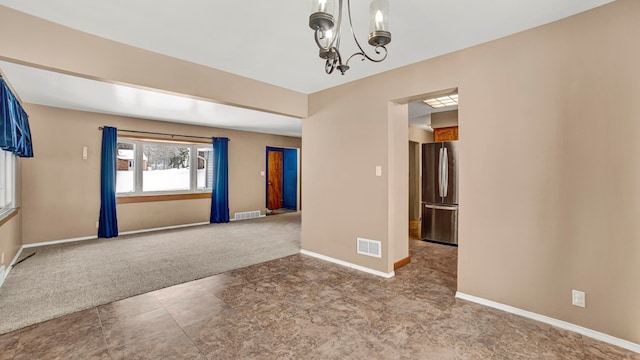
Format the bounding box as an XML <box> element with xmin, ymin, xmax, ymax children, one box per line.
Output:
<box><xmin>375</xmin><ymin>166</ymin><xmax>382</xmax><ymax>177</ymax></box>
<box><xmin>82</xmin><ymin>146</ymin><xmax>88</xmax><ymax>160</ymax></box>
<box><xmin>572</xmin><ymin>290</ymin><xmax>586</xmax><ymax>308</ymax></box>
<box><xmin>260</xmin><ymin>170</ymin><xmax>265</xmax><ymax>177</ymax></box>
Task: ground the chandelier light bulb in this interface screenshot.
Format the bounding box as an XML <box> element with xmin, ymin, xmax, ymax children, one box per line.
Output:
<box><xmin>318</xmin><ymin>0</ymin><xmax>327</xmax><ymax>13</ymax></box>
<box><xmin>375</xmin><ymin>10</ymin><xmax>383</xmax><ymax>28</ymax></box>
<box><xmin>325</xmin><ymin>29</ymin><xmax>333</xmax><ymax>40</ymax></box>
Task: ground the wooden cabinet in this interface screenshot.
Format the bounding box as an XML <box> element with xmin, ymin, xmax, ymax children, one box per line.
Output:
<box><xmin>434</xmin><ymin>126</ymin><xmax>458</xmax><ymax>142</ymax></box>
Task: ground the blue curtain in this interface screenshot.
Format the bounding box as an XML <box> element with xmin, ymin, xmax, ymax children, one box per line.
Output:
<box><xmin>98</xmin><ymin>126</ymin><xmax>119</xmax><ymax>238</ymax></box>
<box><xmin>210</xmin><ymin>137</ymin><xmax>230</xmax><ymax>223</ymax></box>
<box><xmin>0</xmin><ymin>78</ymin><xmax>33</xmax><ymax>157</ymax></box>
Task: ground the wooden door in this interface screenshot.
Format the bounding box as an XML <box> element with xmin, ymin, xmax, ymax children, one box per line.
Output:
<box><xmin>267</xmin><ymin>150</ymin><xmax>283</xmax><ymax>210</ymax></box>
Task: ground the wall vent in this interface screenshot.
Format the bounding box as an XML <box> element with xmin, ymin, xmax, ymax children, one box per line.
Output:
<box><xmin>357</xmin><ymin>238</ymin><xmax>382</xmax><ymax>258</ymax></box>
<box><xmin>233</xmin><ymin>211</ymin><xmax>262</xmax><ymax>221</ymax></box>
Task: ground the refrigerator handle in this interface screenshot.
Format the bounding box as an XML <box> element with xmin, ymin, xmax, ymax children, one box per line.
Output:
<box><xmin>442</xmin><ymin>147</ymin><xmax>449</xmax><ymax>197</ymax></box>
<box><xmin>438</xmin><ymin>148</ymin><xmax>444</xmax><ymax>197</ymax></box>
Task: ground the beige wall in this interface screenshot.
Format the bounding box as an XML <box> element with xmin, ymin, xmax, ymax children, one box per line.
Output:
<box><xmin>304</xmin><ymin>84</ymin><xmax>391</xmax><ymax>272</ymax></box>
<box><xmin>388</xmin><ymin>103</ymin><xmax>409</xmax><ymax>267</ymax></box>
<box><xmin>408</xmin><ymin>125</ymin><xmax>433</xmax><ymax>221</ymax></box>
<box><xmin>431</xmin><ymin>110</ymin><xmax>458</xmax><ymax>129</ymax></box>
<box><xmin>0</xmin><ymin>212</ymin><xmax>22</xmax><ymax>272</ymax></box>
<box><xmin>21</xmin><ymin>104</ymin><xmax>300</xmax><ymax>244</ymax></box>
<box><xmin>305</xmin><ymin>0</ymin><xmax>639</xmax><ymax>344</ymax></box>
<box><xmin>408</xmin><ymin>125</ymin><xmax>434</xmax><ymax>143</ymax></box>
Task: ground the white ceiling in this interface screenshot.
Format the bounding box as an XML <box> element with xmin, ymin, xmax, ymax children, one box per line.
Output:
<box><xmin>0</xmin><ymin>61</ymin><xmax>302</xmax><ymax>137</ymax></box>
<box><xmin>408</xmin><ymin>102</ymin><xmax>458</xmax><ymax>132</ymax></box>
<box><xmin>0</xmin><ymin>0</ymin><xmax>613</xmax><ymax>136</ymax></box>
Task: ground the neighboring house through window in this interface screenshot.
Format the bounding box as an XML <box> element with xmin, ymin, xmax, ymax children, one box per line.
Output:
<box><xmin>116</xmin><ymin>138</ymin><xmax>213</xmax><ymax>196</ymax></box>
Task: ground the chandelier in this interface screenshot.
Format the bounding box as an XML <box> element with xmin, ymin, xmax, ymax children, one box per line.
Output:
<box><xmin>309</xmin><ymin>0</ymin><xmax>391</xmax><ymax>75</ymax></box>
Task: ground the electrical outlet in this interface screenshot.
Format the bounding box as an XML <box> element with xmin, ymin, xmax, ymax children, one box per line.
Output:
<box><xmin>95</xmin><ymin>220</ymin><xmax>99</xmax><ymax>229</ymax></box>
<box><xmin>572</xmin><ymin>290</ymin><xmax>586</xmax><ymax>308</ymax></box>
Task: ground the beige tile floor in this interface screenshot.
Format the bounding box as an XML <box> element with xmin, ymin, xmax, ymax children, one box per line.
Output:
<box><xmin>0</xmin><ymin>240</ymin><xmax>638</xmax><ymax>359</ymax></box>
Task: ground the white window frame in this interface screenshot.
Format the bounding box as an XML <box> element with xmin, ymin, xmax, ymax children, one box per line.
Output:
<box><xmin>116</xmin><ymin>138</ymin><xmax>213</xmax><ymax>197</ymax></box>
<box><xmin>0</xmin><ymin>150</ymin><xmax>16</xmax><ymax>221</ymax></box>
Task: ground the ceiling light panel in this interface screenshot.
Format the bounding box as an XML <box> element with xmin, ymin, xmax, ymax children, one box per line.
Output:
<box><xmin>423</xmin><ymin>95</ymin><xmax>458</xmax><ymax>109</ymax></box>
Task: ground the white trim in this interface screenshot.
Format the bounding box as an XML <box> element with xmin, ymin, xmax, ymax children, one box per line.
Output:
<box><xmin>1</xmin><ymin>245</ymin><xmax>25</xmax><ymax>287</ymax></box>
<box><xmin>119</xmin><ymin>221</ymin><xmax>209</xmax><ymax>236</ymax></box>
<box><xmin>455</xmin><ymin>292</ymin><xmax>640</xmax><ymax>354</ymax></box>
<box><xmin>9</xmin><ymin>245</ymin><xmax>23</xmax><ymax>268</ymax></box>
<box><xmin>23</xmin><ymin>235</ymin><xmax>97</xmax><ymax>248</ymax></box>
<box><xmin>300</xmin><ymin>249</ymin><xmax>395</xmax><ymax>279</ymax></box>
<box><xmin>21</xmin><ymin>221</ymin><xmax>210</xmax><ymax>249</ymax></box>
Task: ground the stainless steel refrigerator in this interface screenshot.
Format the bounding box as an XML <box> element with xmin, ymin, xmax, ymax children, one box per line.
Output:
<box><xmin>422</xmin><ymin>141</ymin><xmax>458</xmax><ymax>245</ymax></box>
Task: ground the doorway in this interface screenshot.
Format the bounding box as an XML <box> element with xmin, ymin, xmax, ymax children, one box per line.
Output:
<box><xmin>266</xmin><ymin>147</ymin><xmax>298</xmax><ymax>213</ymax></box>
<box><xmin>407</xmin><ymin>89</ymin><xmax>459</xmax><ymax>245</ymax></box>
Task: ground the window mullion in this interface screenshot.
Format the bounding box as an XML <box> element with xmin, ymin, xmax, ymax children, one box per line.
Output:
<box><xmin>135</xmin><ymin>140</ymin><xmax>144</xmax><ymax>195</ymax></box>
<box><xmin>9</xmin><ymin>155</ymin><xmax>15</xmax><ymax>206</ymax></box>
<box><xmin>190</xmin><ymin>144</ymin><xmax>197</xmax><ymax>191</ymax></box>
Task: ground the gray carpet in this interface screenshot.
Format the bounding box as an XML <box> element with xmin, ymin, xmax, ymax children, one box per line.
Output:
<box><xmin>0</xmin><ymin>212</ymin><xmax>301</xmax><ymax>335</ymax></box>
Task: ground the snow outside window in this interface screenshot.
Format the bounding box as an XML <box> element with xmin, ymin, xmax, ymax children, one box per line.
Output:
<box><xmin>116</xmin><ymin>139</ymin><xmax>213</xmax><ymax>195</ymax></box>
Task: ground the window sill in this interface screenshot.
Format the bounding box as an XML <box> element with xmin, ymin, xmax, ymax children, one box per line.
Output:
<box><xmin>0</xmin><ymin>207</ymin><xmax>20</xmax><ymax>227</ymax></box>
<box><xmin>117</xmin><ymin>192</ymin><xmax>211</xmax><ymax>204</ymax></box>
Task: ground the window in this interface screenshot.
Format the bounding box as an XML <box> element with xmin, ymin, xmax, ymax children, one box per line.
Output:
<box><xmin>116</xmin><ymin>139</ymin><xmax>213</xmax><ymax>195</ymax></box>
<box><xmin>0</xmin><ymin>150</ymin><xmax>16</xmax><ymax>219</ymax></box>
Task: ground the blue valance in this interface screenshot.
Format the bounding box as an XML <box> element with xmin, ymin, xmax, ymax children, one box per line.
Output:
<box><xmin>0</xmin><ymin>78</ymin><xmax>33</xmax><ymax>158</ymax></box>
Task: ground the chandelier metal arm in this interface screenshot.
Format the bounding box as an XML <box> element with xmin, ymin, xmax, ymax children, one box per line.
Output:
<box><xmin>343</xmin><ymin>0</ymin><xmax>388</xmax><ymax>66</ymax></box>
<box><xmin>345</xmin><ymin>45</ymin><xmax>388</xmax><ymax>66</ymax></box>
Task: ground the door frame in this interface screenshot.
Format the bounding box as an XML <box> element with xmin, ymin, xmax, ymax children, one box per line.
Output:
<box><xmin>265</xmin><ymin>146</ymin><xmax>301</xmax><ymax>211</ymax></box>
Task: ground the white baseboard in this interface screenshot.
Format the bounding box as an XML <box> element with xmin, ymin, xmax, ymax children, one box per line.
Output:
<box><xmin>300</xmin><ymin>249</ymin><xmax>395</xmax><ymax>279</ymax></box>
<box><xmin>23</xmin><ymin>235</ymin><xmax>97</xmax><ymax>248</ymax></box>
<box><xmin>1</xmin><ymin>245</ymin><xmax>25</xmax><ymax>287</ymax></box>
<box><xmin>20</xmin><ymin>221</ymin><xmax>211</xmax><ymax>249</ymax></box>
<box><xmin>119</xmin><ymin>222</ymin><xmax>210</xmax><ymax>236</ymax></box>
<box><xmin>455</xmin><ymin>292</ymin><xmax>640</xmax><ymax>354</ymax></box>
